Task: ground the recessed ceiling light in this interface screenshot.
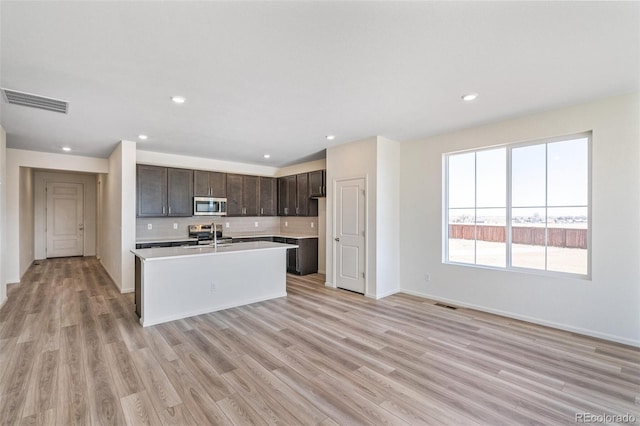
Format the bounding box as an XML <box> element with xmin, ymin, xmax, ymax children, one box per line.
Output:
<box><xmin>462</xmin><ymin>93</ymin><xmax>478</xmax><ymax>101</ymax></box>
<box><xmin>138</xmin><ymin>134</ymin><xmax>148</xmax><ymax>140</ymax></box>
<box><xmin>62</xmin><ymin>146</ymin><xmax>71</xmax><ymax>152</ymax></box>
<box><xmin>263</xmin><ymin>154</ymin><xmax>271</xmax><ymax>159</ymax></box>
<box><xmin>326</xmin><ymin>135</ymin><xmax>336</xmax><ymax>140</ymax></box>
<box><xmin>171</xmin><ymin>96</ymin><xmax>186</xmax><ymax>104</ymax></box>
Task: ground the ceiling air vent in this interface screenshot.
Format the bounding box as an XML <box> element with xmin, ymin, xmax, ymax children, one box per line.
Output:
<box><xmin>1</xmin><ymin>88</ymin><xmax>69</xmax><ymax>114</ymax></box>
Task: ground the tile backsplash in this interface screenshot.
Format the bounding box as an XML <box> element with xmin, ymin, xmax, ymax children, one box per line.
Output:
<box><xmin>136</xmin><ymin>215</ymin><xmax>318</xmax><ymax>240</ymax></box>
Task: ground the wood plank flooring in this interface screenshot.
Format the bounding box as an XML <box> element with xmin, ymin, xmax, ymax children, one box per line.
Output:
<box><xmin>1</xmin><ymin>257</ymin><xmax>638</xmax><ymax>425</ymax></box>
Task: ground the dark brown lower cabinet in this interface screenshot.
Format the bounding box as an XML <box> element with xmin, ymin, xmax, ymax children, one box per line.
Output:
<box><xmin>273</xmin><ymin>237</ymin><xmax>318</xmax><ymax>275</ymax></box>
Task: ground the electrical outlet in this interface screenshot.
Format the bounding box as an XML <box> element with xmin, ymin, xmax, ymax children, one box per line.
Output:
<box><xmin>225</xmin><ymin>222</ymin><xmax>230</xmax><ymax>228</ymax></box>
<box><xmin>210</xmin><ymin>282</ymin><xmax>216</xmax><ymax>292</ymax></box>
<box><xmin>173</xmin><ymin>223</ymin><xmax>178</xmax><ymax>230</ymax></box>
<box><xmin>424</xmin><ymin>273</ymin><xmax>431</xmax><ymax>282</ymax></box>
<box><xmin>254</xmin><ymin>221</ymin><xmax>259</xmax><ymax>227</ymax></box>
<box><xmin>147</xmin><ymin>224</ymin><xmax>152</xmax><ymax>230</ymax></box>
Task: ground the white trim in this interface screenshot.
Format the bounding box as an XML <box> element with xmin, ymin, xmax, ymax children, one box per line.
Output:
<box><xmin>400</xmin><ymin>289</ymin><xmax>640</xmax><ymax>348</ymax></box>
<box><xmin>0</xmin><ymin>296</ymin><xmax>7</xmax><ymax>309</ymax></box>
<box><xmin>324</xmin><ymin>281</ymin><xmax>336</xmax><ymax>288</ymax></box>
<box><xmin>140</xmin><ymin>292</ymin><xmax>287</xmax><ymax>327</ymax></box>
<box><xmin>367</xmin><ymin>288</ymin><xmax>400</xmax><ymax>299</ymax></box>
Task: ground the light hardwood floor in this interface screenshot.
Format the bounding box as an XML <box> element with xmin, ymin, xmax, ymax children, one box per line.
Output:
<box><xmin>0</xmin><ymin>257</ymin><xmax>638</xmax><ymax>425</ymax></box>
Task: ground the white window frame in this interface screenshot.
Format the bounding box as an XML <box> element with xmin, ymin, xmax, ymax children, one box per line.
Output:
<box><xmin>443</xmin><ymin>132</ymin><xmax>592</xmax><ymax>279</ymax></box>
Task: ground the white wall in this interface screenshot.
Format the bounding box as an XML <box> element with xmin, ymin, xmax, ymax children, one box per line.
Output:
<box><xmin>137</xmin><ymin>150</ymin><xmax>278</xmax><ymax>176</ymax></box>
<box><xmin>326</xmin><ymin>137</ymin><xmax>378</xmax><ymax>296</ymax></box>
<box><xmin>376</xmin><ymin>137</ymin><xmax>401</xmax><ymax>298</ymax></box>
<box><xmin>0</xmin><ymin>127</ymin><xmax>7</xmax><ymax>307</ymax></box>
<box><xmin>99</xmin><ymin>140</ymin><xmax>136</xmax><ymax>293</ymax></box>
<box><xmin>18</xmin><ymin>167</ymin><xmax>34</xmax><ymax>277</ymax></box>
<box><xmin>399</xmin><ymin>93</ymin><xmax>640</xmax><ymax>346</ymax></box>
<box><xmin>317</xmin><ymin>198</ymin><xmax>326</xmax><ymax>274</ymax></box>
<box><xmin>33</xmin><ymin>171</ymin><xmax>97</xmax><ymax>260</ymax></box>
<box><xmin>5</xmin><ymin>148</ymin><xmax>108</xmax><ymax>284</ymax></box>
<box><xmin>275</xmin><ymin>159</ymin><xmax>326</xmax><ymax>177</ymax></box>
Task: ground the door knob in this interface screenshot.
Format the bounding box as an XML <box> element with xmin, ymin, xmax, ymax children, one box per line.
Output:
<box><xmin>334</xmin><ymin>237</ymin><xmax>340</xmax><ymax>242</ymax></box>
<box><xmin>79</xmin><ymin>224</ymin><xmax>84</xmax><ymax>231</ymax></box>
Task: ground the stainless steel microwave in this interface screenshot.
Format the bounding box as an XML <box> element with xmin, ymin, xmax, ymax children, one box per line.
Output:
<box><xmin>193</xmin><ymin>197</ymin><xmax>227</xmax><ymax>216</ymax></box>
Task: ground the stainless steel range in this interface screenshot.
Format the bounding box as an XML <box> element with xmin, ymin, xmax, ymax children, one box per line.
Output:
<box><xmin>188</xmin><ymin>224</ymin><xmax>233</xmax><ymax>245</ymax></box>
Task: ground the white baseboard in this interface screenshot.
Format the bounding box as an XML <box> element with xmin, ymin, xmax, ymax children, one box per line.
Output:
<box><xmin>370</xmin><ymin>288</ymin><xmax>401</xmax><ymax>299</ymax></box>
<box><xmin>325</xmin><ymin>281</ymin><xmax>336</xmax><ymax>288</ymax></box>
<box><xmin>400</xmin><ymin>289</ymin><xmax>640</xmax><ymax>348</ymax></box>
<box><xmin>0</xmin><ymin>295</ymin><xmax>7</xmax><ymax>310</ymax></box>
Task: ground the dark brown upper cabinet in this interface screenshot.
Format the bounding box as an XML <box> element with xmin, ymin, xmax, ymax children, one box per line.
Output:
<box><xmin>167</xmin><ymin>168</ymin><xmax>194</xmax><ymax>216</ymax></box>
<box><xmin>194</xmin><ymin>170</ymin><xmax>227</xmax><ymax>197</ymax></box>
<box><xmin>259</xmin><ymin>177</ymin><xmax>278</xmax><ymax>216</ymax></box>
<box><xmin>308</xmin><ymin>170</ymin><xmax>326</xmax><ymax>197</ymax></box>
<box><xmin>296</xmin><ymin>173</ymin><xmax>309</xmax><ymax>216</ymax></box>
<box><xmin>137</xmin><ymin>165</ymin><xmax>193</xmax><ymax>217</ymax></box>
<box><xmin>137</xmin><ymin>165</ymin><xmax>167</xmax><ymax>217</ymax></box>
<box><xmin>277</xmin><ymin>172</ymin><xmax>319</xmax><ymax>217</ymax></box>
<box><xmin>242</xmin><ymin>175</ymin><xmax>260</xmax><ymax>216</ymax></box>
<box><xmin>278</xmin><ymin>175</ymin><xmax>297</xmax><ymax>216</ymax></box>
<box><xmin>226</xmin><ymin>174</ymin><xmax>260</xmax><ymax>216</ymax></box>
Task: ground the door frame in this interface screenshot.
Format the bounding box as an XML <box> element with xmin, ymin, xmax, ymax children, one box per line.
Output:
<box><xmin>45</xmin><ymin>180</ymin><xmax>85</xmax><ymax>258</ymax></box>
<box><xmin>331</xmin><ymin>175</ymin><xmax>368</xmax><ymax>295</ymax></box>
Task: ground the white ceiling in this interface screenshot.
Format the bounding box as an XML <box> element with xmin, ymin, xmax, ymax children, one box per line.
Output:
<box><xmin>1</xmin><ymin>2</ymin><xmax>638</xmax><ymax>167</ymax></box>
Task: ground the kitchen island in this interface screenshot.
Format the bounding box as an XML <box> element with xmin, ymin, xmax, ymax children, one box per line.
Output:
<box><xmin>131</xmin><ymin>241</ymin><xmax>297</xmax><ymax>326</ymax></box>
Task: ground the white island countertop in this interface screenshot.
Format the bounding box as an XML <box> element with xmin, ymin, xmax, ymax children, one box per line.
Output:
<box><xmin>131</xmin><ymin>241</ymin><xmax>298</xmax><ymax>261</ymax></box>
<box><xmin>132</xmin><ymin>240</ymin><xmax>295</xmax><ymax>326</ymax></box>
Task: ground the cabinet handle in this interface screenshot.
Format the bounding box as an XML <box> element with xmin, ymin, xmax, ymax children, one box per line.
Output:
<box><xmin>168</xmin><ymin>206</ymin><xmax>171</xmax><ymax>214</ymax></box>
<box><xmin>296</xmin><ymin>207</ymin><xmax>299</xmax><ymax>215</ymax></box>
<box><xmin>284</xmin><ymin>207</ymin><xmax>288</xmax><ymax>215</ymax></box>
<box><xmin>162</xmin><ymin>206</ymin><xmax>166</xmax><ymax>215</ymax></box>
<box><xmin>261</xmin><ymin>208</ymin><xmax>264</xmax><ymax>215</ymax></box>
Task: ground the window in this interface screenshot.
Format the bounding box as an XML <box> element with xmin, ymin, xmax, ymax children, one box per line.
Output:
<box><xmin>444</xmin><ymin>133</ymin><xmax>590</xmax><ymax>277</ymax></box>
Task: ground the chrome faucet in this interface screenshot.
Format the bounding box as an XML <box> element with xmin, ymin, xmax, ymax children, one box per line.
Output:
<box><xmin>211</xmin><ymin>222</ymin><xmax>218</xmax><ymax>248</ymax></box>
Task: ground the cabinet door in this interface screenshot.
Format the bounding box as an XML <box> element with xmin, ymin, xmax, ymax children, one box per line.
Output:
<box><xmin>297</xmin><ymin>238</ymin><xmax>319</xmax><ymax>275</ymax></box>
<box><xmin>296</xmin><ymin>173</ymin><xmax>309</xmax><ymax>216</ymax></box>
<box><xmin>167</xmin><ymin>168</ymin><xmax>193</xmax><ymax>216</ymax></box>
<box><xmin>193</xmin><ymin>170</ymin><xmax>211</xmax><ymax>196</ymax></box>
<box><xmin>286</xmin><ymin>175</ymin><xmax>297</xmax><ymax>216</ymax></box>
<box><xmin>210</xmin><ymin>172</ymin><xmax>227</xmax><ymax>197</ymax></box>
<box><xmin>259</xmin><ymin>177</ymin><xmax>277</xmax><ymax>216</ymax></box>
<box><xmin>278</xmin><ymin>178</ymin><xmax>287</xmax><ymax>216</ymax></box>
<box><xmin>308</xmin><ymin>170</ymin><xmax>325</xmax><ymax>197</ymax></box>
<box><xmin>226</xmin><ymin>174</ymin><xmax>243</xmax><ymax>216</ymax></box>
<box><xmin>137</xmin><ymin>165</ymin><xmax>167</xmax><ymax>217</ymax></box>
<box><xmin>243</xmin><ymin>175</ymin><xmax>259</xmax><ymax>216</ymax></box>
<box><xmin>285</xmin><ymin>238</ymin><xmax>298</xmax><ymax>273</ymax></box>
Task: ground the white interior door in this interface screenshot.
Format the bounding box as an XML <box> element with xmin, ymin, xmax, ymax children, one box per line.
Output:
<box><xmin>335</xmin><ymin>178</ymin><xmax>366</xmax><ymax>293</ymax></box>
<box><xmin>46</xmin><ymin>182</ymin><xmax>84</xmax><ymax>258</ymax></box>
